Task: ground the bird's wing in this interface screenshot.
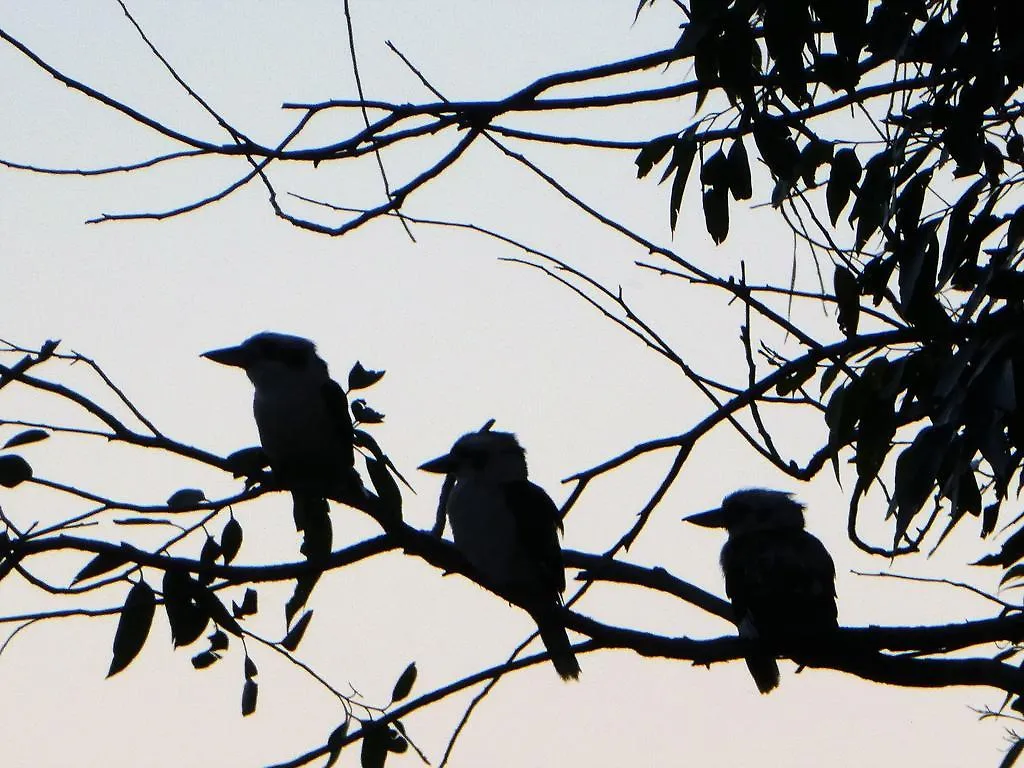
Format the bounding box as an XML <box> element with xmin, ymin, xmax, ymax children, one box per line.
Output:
<box><xmin>721</xmin><ymin>531</ymin><xmax>838</xmax><ymax>635</ymax></box>
<box><xmin>502</xmin><ymin>480</ymin><xmax>566</xmax><ymax>595</ymax></box>
<box><xmin>320</xmin><ymin>378</ymin><xmax>356</xmax><ymax>467</ymax></box>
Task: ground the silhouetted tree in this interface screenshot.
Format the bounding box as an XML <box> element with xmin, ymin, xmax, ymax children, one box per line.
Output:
<box><xmin>3</xmin><ymin>1</ymin><xmax>1024</xmax><ymax>765</ymax></box>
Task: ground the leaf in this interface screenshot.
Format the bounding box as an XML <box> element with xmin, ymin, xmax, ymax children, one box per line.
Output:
<box><xmin>73</xmin><ymin>550</ymin><xmax>130</xmax><ymax>584</ymax></box>
<box><xmin>348</xmin><ymin>361</ymin><xmax>386</xmax><ymax>391</ymax></box>
<box><xmin>220</xmin><ymin>518</ymin><xmax>243</xmax><ymax>564</ymax></box>
<box><xmin>241</xmin><ymin>679</ymin><xmax>258</xmax><ymax>717</ymax></box>
<box><xmin>244</xmin><ymin>655</ymin><xmax>258</xmax><ymax>680</ymax></box>
<box><xmin>208</xmin><ymin>629</ymin><xmax>229</xmax><ymax>652</ymax></box>
<box><xmin>107</xmin><ymin>580</ymin><xmax>156</xmax><ymax>677</ymax></box>
<box><xmin>0</xmin><ymin>455</ymin><xmax>32</xmax><ymax>488</ymax></box>
<box><xmin>3</xmin><ymin>429</ymin><xmax>48</xmax><ymax>449</ymax></box>
<box><xmin>700</xmin><ymin>149</ymin><xmax>730</xmax><ymax>196</ymax></box>
<box><xmin>726</xmin><ymin>138</ymin><xmax>752</xmax><ymax>200</ymax></box>
<box><xmin>391</xmin><ymin>662</ymin><xmax>417</xmax><ymax>703</ymax></box>
<box><xmin>753</xmin><ymin>118</ymin><xmax>800</xmax><ymax>180</ymax></box>
<box><xmin>892</xmin><ymin>425</ymin><xmax>955</xmax><ymax>546</ymax></box>
<box><xmin>191</xmin><ymin>650</ymin><xmax>220</xmax><ymax>670</ymax></box>
<box><xmin>196</xmin><ymin>589</ymin><xmax>242</xmax><ymax>637</ymax></box>
<box><xmin>833</xmin><ymin>265</ymin><xmax>860</xmax><ymax>337</ymax></box>
<box><xmin>634</xmin><ymin>135</ymin><xmax>674</xmax><ymax>179</ymax></box>
<box><xmin>669</xmin><ymin>134</ymin><xmax>698</xmax><ymax>231</ymax></box>
<box><xmin>233</xmin><ymin>588</ymin><xmax>258</xmax><ymax>618</ymax></box>
<box><xmin>850</xmin><ymin>152</ymin><xmax>892</xmax><ymax>249</ymax></box>
<box><xmin>166</xmin><ymin>488</ymin><xmax>206</xmax><ymax>510</ymax></box>
<box><xmin>351</xmin><ymin>399</ymin><xmax>385</xmax><ymax>425</ymax></box>
<box><xmin>775</xmin><ymin>361</ymin><xmax>815</xmax><ymax>396</ymax></box>
<box><xmin>114</xmin><ymin>517</ymin><xmax>174</xmax><ymax>526</ymax></box>
<box><xmin>282</xmin><ymin>610</ymin><xmax>313</xmax><ymax>652</ymax></box>
<box><xmin>799</xmin><ymin>139</ymin><xmax>834</xmax><ymax>189</ymax></box>
<box><xmin>702</xmin><ymin>188</ymin><xmax>729</xmax><ymax>244</ymax></box>
<box><xmin>162</xmin><ymin>570</ymin><xmax>209</xmax><ymax>648</ymax></box>
<box><xmin>827</xmin><ymin>148</ymin><xmax>861</xmax><ymax>224</ymax></box>
<box><xmin>366</xmin><ymin>456</ymin><xmax>402</xmax><ymax>523</ymax></box>
<box><xmin>386</xmin><ymin>729</ymin><xmax>408</xmax><ymax>754</ymax></box>
<box><xmin>360</xmin><ymin>722</ymin><xmax>389</xmax><ymax>768</ymax></box>
<box><xmin>325</xmin><ymin>719</ymin><xmax>351</xmax><ymax>768</ymax></box>
<box><xmin>974</xmin><ymin>524</ymin><xmax>1024</xmax><ymax>567</ymax></box>
<box><xmin>285</xmin><ymin>574</ymin><xmax>319</xmax><ymax>626</ymax></box>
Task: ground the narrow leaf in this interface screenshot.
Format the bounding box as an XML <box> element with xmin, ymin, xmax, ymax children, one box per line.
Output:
<box><xmin>325</xmin><ymin>719</ymin><xmax>351</xmax><ymax>768</ymax></box>
<box><xmin>241</xmin><ymin>679</ymin><xmax>258</xmax><ymax>717</ymax></box>
<box><xmin>233</xmin><ymin>588</ymin><xmax>258</xmax><ymax>618</ymax></box>
<box><xmin>73</xmin><ymin>550</ymin><xmax>129</xmax><ymax>584</ymax></box>
<box><xmin>107</xmin><ymin>580</ymin><xmax>156</xmax><ymax>677</ymax></box>
<box><xmin>3</xmin><ymin>429</ymin><xmax>48</xmax><ymax>449</ymax></box>
<box><xmin>361</xmin><ymin>722</ymin><xmax>389</xmax><ymax>768</ymax></box>
<box><xmin>282</xmin><ymin>610</ymin><xmax>313</xmax><ymax>652</ymax></box>
<box><xmin>244</xmin><ymin>655</ymin><xmax>258</xmax><ymax>680</ymax></box>
<box><xmin>191</xmin><ymin>650</ymin><xmax>220</xmax><ymax>670</ymax></box>
<box><xmin>162</xmin><ymin>570</ymin><xmax>209</xmax><ymax>648</ymax></box>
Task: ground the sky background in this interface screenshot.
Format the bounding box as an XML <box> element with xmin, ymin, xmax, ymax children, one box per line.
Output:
<box><xmin>0</xmin><ymin>2</ymin><xmax>1015</xmax><ymax>766</ymax></box>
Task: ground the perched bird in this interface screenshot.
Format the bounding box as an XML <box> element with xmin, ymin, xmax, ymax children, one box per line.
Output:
<box><xmin>420</xmin><ymin>430</ymin><xmax>580</xmax><ymax>680</ymax></box>
<box><xmin>202</xmin><ymin>332</ymin><xmax>364</xmax><ymax>528</ymax></box>
<box><xmin>684</xmin><ymin>489</ymin><xmax>837</xmax><ymax>694</ymax></box>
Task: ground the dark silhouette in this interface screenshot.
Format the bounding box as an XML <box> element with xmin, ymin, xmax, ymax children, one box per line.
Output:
<box><xmin>686</xmin><ymin>489</ymin><xmax>837</xmax><ymax>693</ymax></box>
<box><xmin>420</xmin><ymin>430</ymin><xmax>580</xmax><ymax>680</ymax></box>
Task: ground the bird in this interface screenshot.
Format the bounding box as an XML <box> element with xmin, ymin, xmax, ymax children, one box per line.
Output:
<box><xmin>684</xmin><ymin>488</ymin><xmax>837</xmax><ymax>694</ymax></box>
<box><xmin>419</xmin><ymin>429</ymin><xmax>581</xmax><ymax>680</ymax></box>
<box><xmin>202</xmin><ymin>332</ymin><xmax>365</xmax><ymax>541</ymax></box>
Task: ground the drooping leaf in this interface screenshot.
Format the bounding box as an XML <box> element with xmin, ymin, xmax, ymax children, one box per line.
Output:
<box><xmin>107</xmin><ymin>579</ymin><xmax>156</xmax><ymax>677</ymax></box>
<box><xmin>726</xmin><ymin>138</ymin><xmax>752</xmax><ymax>200</ymax></box>
<box><xmin>700</xmin><ymin>149</ymin><xmax>730</xmax><ymax>196</ymax></box>
<box><xmin>241</xmin><ymin>678</ymin><xmax>258</xmax><ymax>717</ymax></box>
<box><xmin>285</xmin><ymin>573</ymin><xmax>319</xmax><ymax>626</ymax></box>
<box><xmin>348</xmin><ymin>361</ymin><xmax>386</xmax><ymax>391</ymax></box>
<box><xmin>386</xmin><ymin>729</ymin><xmax>408</xmax><ymax>754</ymax></box>
<box><xmin>3</xmin><ymin>429</ymin><xmax>48</xmax><ymax>449</ymax></box>
<box><xmin>833</xmin><ymin>265</ymin><xmax>860</xmax><ymax>337</ymax></box>
<box><xmin>282</xmin><ymin>610</ymin><xmax>313</xmax><ymax>652</ymax></box>
<box><xmin>827</xmin><ymin>148</ymin><xmax>861</xmax><ymax>224</ymax></box>
<box><xmin>220</xmin><ymin>518</ymin><xmax>243</xmax><ymax>564</ymax></box>
<box><xmin>850</xmin><ymin>152</ymin><xmax>892</xmax><ymax>249</ymax></box>
<box><xmin>73</xmin><ymin>550</ymin><xmax>130</xmax><ymax>584</ymax></box>
<box><xmin>244</xmin><ymin>655</ymin><xmax>258</xmax><ymax>680</ymax></box>
<box><xmin>162</xmin><ymin>570</ymin><xmax>209</xmax><ymax>648</ymax></box>
<box><xmin>208</xmin><ymin>629</ymin><xmax>229</xmax><ymax>652</ymax></box>
<box><xmin>391</xmin><ymin>662</ymin><xmax>417</xmax><ymax>703</ymax></box>
<box><xmin>198</xmin><ymin>536</ymin><xmax>222</xmax><ymax>586</ymax></box>
<box><xmin>360</xmin><ymin>722</ymin><xmax>390</xmax><ymax>768</ymax></box>
<box><xmin>892</xmin><ymin>425</ymin><xmax>955</xmax><ymax>546</ymax></box>
<box><xmin>634</xmin><ymin>135</ymin><xmax>674</xmax><ymax>179</ymax></box>
<box><xmin>753</xmin><ymin>118</ymin><xmax>800</xmax><ymax>180</ymax></box>
<box><xmin>799</xmin><ymin>139</ymin><xmax>834</xmax><ymax>189</ymax></box>
<box><xmin>325</xmin><ymin>719</ymin><xmax>351</xmax><ymax>768</ymax></box>
<box><xmin>0</xmin><ymin>455</ymin><xmax>32</xmax><ymax>488</ymax></box>
<box><xmin>702</xmin><ymin>188</ymin><xmax>729</xmax><ymax>244</ymax></box>
<box><xmin>668</xmin><ymin>134</ymin><xmax>698</xmax><ymax>231</ymax></box>
<box><xmin>775</xmin><ymin>361</ymin><xmax>815</xmax><ymax>396</ymax></box>
<box><xmin>166</xmin><ymin>488</ymin><xmax>206</xmax><ymax>510</ymax></box>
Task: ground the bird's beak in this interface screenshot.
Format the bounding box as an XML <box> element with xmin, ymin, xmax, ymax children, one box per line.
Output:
<box><xmin>419</xmin><ymin>453</ymin><xmax>456</xmax><ymax>474</ymax></box>
<box><xmin>683</xmin><ymin>508</ymin><xmax>727</xmax><ymax>528</ymax></box>
<box><xmin>201</xmin><ymin>344</ymin><xmax>250</xmax><ymax>368</ymax></box>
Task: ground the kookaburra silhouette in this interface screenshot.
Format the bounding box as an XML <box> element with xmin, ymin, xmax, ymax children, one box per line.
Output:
<box><xmin>202</xmin><ymin>332</ymin><xmax>364</xmax><ymax>519</ymax></box>
<box><xmin>684</xmin><ymin>489</ymin><xmax>837</xmax><ymax>693</ymax></box>
<box><xmin>419</xmin><ymin>430</ymin><xmax>581</xmax><ymax>680</ymax></box>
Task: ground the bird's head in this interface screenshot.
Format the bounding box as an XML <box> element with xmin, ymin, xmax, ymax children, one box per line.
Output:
<box><xmin>419</xmin><ymin>430</ymin><xmax>528</xmax><ymax>483</ymax></box>
<box><xmin>684</xmin><ymin>488</ymin><xmax>806</xmax><ymax>537</ymax></box>
<box><xmin>202</xmin><ymin>332</ymin><xmax>327</xmax><ymax>389</ymax></box>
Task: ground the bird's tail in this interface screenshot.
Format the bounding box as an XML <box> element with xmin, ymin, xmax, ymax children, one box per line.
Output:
<box><xmin>745</xmin><ymin>652</ymin><xmax>780</xmax><ymax>694</ymax></box>
<box><xmin>530</xmin><ymin>606</ymin><xmax>581</xmax><ymax>681</ymax></box>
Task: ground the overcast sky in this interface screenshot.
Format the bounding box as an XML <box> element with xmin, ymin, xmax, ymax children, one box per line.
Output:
<box><xmin>0</xmin><ymin>2</ymin><xmax>1013</xmax><ymax>766</ymax></box>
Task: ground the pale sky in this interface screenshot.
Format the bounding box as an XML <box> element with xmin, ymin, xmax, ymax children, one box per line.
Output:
<box><xmin>0</xmin><ymin>2</ymin><xmax>1014</xmax><ymax>767</ymax></box>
